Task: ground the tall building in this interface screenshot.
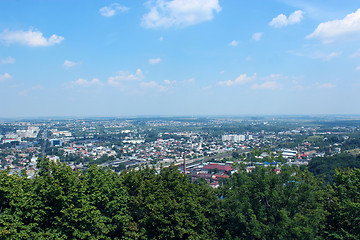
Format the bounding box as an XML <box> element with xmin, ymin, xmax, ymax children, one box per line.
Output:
<box><xmin>222</xmin><ymin>134</ymin><xmax>246</xmax><ymax>142</ymax></box>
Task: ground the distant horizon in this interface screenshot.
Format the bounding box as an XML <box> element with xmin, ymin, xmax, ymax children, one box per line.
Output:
<box><xmin>1</xmin><ymin>113</ymin><xmax>360</xmax><ymax>121</ymax></box>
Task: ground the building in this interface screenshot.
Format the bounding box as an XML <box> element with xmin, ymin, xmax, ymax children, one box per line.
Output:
<box><xmin>222</xmin><ymin>134</ymin><xmax>246</xmax><ymax>142</ymax></box>
<box><xmin>50</xmin><ymin>139</ymin><xmax>63</xmax><ymax>147</ymax></box>
<box><xmin>281</xmin><ymin>149</ymin><xmax>297</xmax><ymax>158</ymax></box>
<box><xmin>202</xmin><ymin>163</ymin><xmax>233</xmax><ymax>174</ymax></box>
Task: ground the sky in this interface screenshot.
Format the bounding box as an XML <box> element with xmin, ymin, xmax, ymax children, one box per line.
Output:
<box><xmin>1</xmin><ymin>0</ymin><xmax>360</xmax><ymax>118</ymax></box>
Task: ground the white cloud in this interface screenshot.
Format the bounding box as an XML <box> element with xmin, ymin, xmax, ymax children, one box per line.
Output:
<box><xmin>108</xmin><ymin>69</ymin><xmax>144</xmax><ymax>85</ymax></box>
<box><xmin>269</xmin><ymin>10</ymin><xmax>304</xmax><ymax>27</ymax></box>
<box><xmin>164</xmin><ymin>79</ymin><xmax>176</xmax><ymax>84</ymax></box>
<box><xmin>265</xmin><ymin>73</ymin><xmax>288</xmax><ymax>80</ymax></box>
<box><xmin>142</xmin><ymin>0</ymin><xmax>221</xmax><ymax>29</ymax></box>
<box><xmin>217</xmin><ymin>73</ymin><xmax>256</xmax><ymax>87</ymax></box>
<box><xmin>324</xmin><ymin>52</ymin><xmax>342</xmax><ymax>60</ymax></box>
<box><xmin>63</xmin><ymin>60</ymin><xmax>81</xmax><ymax>68</ymax></box>
<box><xmin>252</xmin><ymin>81</ymin><xmax>281</xmax><ymax>90</ymax></box>
<box><xmin>356</xmin><ymin>66</ymin><xmax>360</xmax><ymax>71</ymax></box>
<box><xmin>0</xmin><ymin>73</ymin><xmax>11</xmax><ymax>82</ymax></box>
<box><xmin>69</xmin><ymin>78</ymin><xmax>102</xmax><ymax>88</ymax></box>
<box><xmin>99</xmin><ymin>3</ymin><xmax>129</xmax><ymax>17</ymax></box>
<box><xmin>228</xmin><ymin>40</ymin><xmax>239</xmax><ymax>46</ymax></box>
<box><xmin>288</xmin><ymin>10</ymin><xmax>304</xmax><ymax>24</ymax></box>
<box><xmin>159</xmin><ymin>36</ymin><xmax>164</xmax><ymax>41</ymax></box>
<box><xmin>307</xmin><ymin>8</ymin><xmax>360</xmax><ymax>42</ymax></box>
<box><xmin>317</xmin><ymin>83</ymin><xmax>336</xmax><ymax>89</ymax></box>
<box><xmin>270</xmin><ymin>14</ymin><xmax>288</xmax><ymax>27</ymax></box>
<box><xmin>311</xmin><ymin>51</ymin><xmax>342</xmax><ymax>61</ymax></box>
<box><xmin>140</xmin><ymin>81</ymin><xmax>169</xmax><ymax>91</ymax></box>
<box><xmin>268</xmin><ymin>73</ymin><xmax>283</xmax><ymax>79</ymax></box>
<box><xmin>252</xmin><ymin>32</ymin><xmax>263</xmax><ymax>41</ymax></box>
<box><xmin>253</xmin><ymin>74</ymin><xmax>288</xmax><ymax>90</ymax></box>
<box><xmin>1</xmin><ymin>56</ymin><xmax>15</xmax><ymax>64</ymax></box>
<box><xmin>149</xmin><ymin>57</ymin><xmax>162</xmax><ymax>64</ymax></box>
<box><xmin>0</xmin><ymin>29</ymin><xmax>64</xmax><ymax>47</ymax></box>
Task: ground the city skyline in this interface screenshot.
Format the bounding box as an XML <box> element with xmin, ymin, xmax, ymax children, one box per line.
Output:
<box><xmin>1</xmin><ymin>0</ymin><xmax>360</xmax><ymax>117</ymax></box>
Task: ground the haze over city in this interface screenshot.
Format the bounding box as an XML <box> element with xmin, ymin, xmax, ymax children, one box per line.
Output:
<box><xmin>1</xmin><ymin>0</ymin><xmax>360</xmax><ymax>118</ymax></box>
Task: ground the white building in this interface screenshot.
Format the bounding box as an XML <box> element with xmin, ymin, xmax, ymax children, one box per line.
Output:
<box><xmin>222</xmin><ymin>134</ymin><xmax>246</xmax><ymax>142</ymax></box>
<box><xmin>281</xmin><ymin>149</ymin><xmax>297</xmax><ymax>158</ymax></box>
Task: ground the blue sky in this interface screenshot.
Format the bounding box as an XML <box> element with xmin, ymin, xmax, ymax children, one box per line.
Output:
<box><xmin>1</xmin><ymin>0</ymin><xmax>360</xmax><ymax>118</ymax></box>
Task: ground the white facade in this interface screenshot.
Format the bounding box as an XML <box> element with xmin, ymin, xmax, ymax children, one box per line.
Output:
<box><xmin>222</xmin><ymin>134</ymin><xmax>246</xmax><ymax>142</ymax></box>
<box><xmin>281</xmin><ymin>149</ymin><xmax>297</xmax><ymax>158</ymax></box>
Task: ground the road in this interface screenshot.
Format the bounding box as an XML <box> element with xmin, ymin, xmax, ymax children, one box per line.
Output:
<box><xmin>41</xmin><ymin>129</ymin><xmax>48</xmax><ymax>159</ymax></box>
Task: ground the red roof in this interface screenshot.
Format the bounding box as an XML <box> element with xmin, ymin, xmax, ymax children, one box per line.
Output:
<box><xmin>203</xmin><ymin>164</ymin><xmax>232</xmax><ymax>171</ymax></box>
<box><xmin>214</xmin><ymin>174</ymin><xmax>230</xmax><ymax>179</ymax></box>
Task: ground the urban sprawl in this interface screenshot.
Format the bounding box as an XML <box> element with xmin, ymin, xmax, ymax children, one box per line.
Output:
<box><xmin>0</xmin><ymin>117</ymin><xmax>357</xmax><ymax>187</ymax></box>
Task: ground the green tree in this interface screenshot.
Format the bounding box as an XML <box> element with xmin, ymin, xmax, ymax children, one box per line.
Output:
<box><xmin>307</xmin><ymin>153</ymin><xmax>360</xmax><ymax>183</ymax></box>
<box><xmin>81</xmin><ymin>165</ymin><xmax>130</xmax><ymax>239</ymax></box>
<box><xmin>232</xmin><ymin>151</ymin><xmax>240</xmax><ymax>159</ymax></box>
<box><xmin>0</xmin><ymin>158</ymin><xmax>130</xmax><ymax>239</ymax></box>
<box><xmin>218</xmin><ymin>166</ymin><xmax>325</xmax><ymax>240</ymax></box>
<box><xmin>324</xmin><ymin>168</ymin><xmax>360</xmax><ymax>239</ymax></box>
<box><xmin>121</xmin><ymin>165</ymin><xmax>219</xmax><ymax>239</ymax></box>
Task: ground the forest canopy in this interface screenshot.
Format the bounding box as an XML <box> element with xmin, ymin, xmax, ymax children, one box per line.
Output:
<box><xmin>0</xmin><ymin>158</ymin><xmax>359</xmax><ymax>239</ymax></box>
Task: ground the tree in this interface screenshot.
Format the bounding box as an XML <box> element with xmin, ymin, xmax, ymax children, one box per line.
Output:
<box><xmin>307</xmin><ymin>153</ymin><xmax>360</xmax><ymax>183</ymax></box>
<box><xmin>324</xmin><ymin>168</ymin><xmax>360</xmax><ymax>239</ymax></box>
<box><xmin>0</xmin><ymin>158</ymin><xmax>130</xmax><ymax>239</ymax></box>
<box><xmin>218</xmin><ymin>166</ymin><xmax>326</xmax><ymax>240</ymax></box>
<box><xmin>120</xmin><ymin>165</ymin><xmax>219</xmax><ymax>239</ymax></box>
<box><xmin>81</xmin><ymin>164</ymin><xmax>130</xmax><ymax>239</ymax></box>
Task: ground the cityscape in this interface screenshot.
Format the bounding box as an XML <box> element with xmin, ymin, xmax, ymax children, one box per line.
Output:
<box><xmin>1</xmin><ymin>0</ymin><xmax>360</xmax><ymax>239</ymax></box>
<box><xmin>1</xmin><ymin>116</ymin><xmax>358</xmax><ymax>187</ymax></box>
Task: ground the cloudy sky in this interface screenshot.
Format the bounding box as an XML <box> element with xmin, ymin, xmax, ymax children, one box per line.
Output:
<box><xmin>1</xmin><ymin>0</ymin><xmax>360</xmax><ymax>118</ymax></box>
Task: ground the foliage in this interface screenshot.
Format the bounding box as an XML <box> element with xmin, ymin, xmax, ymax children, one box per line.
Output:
<box><xmin>307</xmin><ymin>153</ymin><xmax>360</xmax><ymax>183</ymax></box>
<box><xmin>323</xmin><ymin>168</ymin><xmax>360</xmax><ymax>240</ymax></box>
<box><xmin>1</xmin><ymin>158</ymin><xmax>360</xmax><ymax>239</ymax></box>
<box><xmin>218</xmin><ymin>166</ymin><xmax>326</xmax><ymax>240</ymax></box>
<box><xmin>112</xmin><ymin>163</ymin><xmax>126</xmax><ymax>172</ymax></box>
<box><xmin>341</xmin><ymin>134</ymin><xmax>360</xmax><ymax>150</ymax></box>
<box><xmin>232</xmin><ymin>151</ymin><xmax>240</xmax><ymax>159</ymax></box>
<box><xmin>120</xmin><ymin>165</ymin><xmax>219</xmax><ymax>239</ymax></box>
<box><xmin>0</xmin><ymin>158</ymin><xmax>130</xmax><ymax>239</ymax></box>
